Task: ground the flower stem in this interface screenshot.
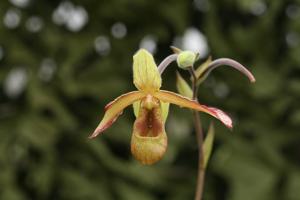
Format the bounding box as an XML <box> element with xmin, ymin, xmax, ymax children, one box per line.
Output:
<box><xmin>189</xmin><ymin>67</ymin><xmax>205</xmax><ymax>200</ymax></box>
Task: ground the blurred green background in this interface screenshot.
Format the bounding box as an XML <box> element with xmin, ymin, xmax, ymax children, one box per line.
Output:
<box><xmin>1</xmin><ymin>0</ymin><xmax>300</xmax><ymax>199</ymax></box>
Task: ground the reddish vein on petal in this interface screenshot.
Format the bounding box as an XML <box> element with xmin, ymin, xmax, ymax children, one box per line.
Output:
<box><xmin>89</xmin><ymin>91</ymin><xmax>146</xmax><ymax>138</ymax></box>
<box><xmin>154</xmin><ymin>90</ymin><xmax>233</xmax><ymax>128</ymax></box>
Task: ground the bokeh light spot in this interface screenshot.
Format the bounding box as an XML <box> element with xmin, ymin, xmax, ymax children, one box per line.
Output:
<box><xmin>139</xmin><ymin>35</ymin><xmax>157</xmax><ymax>54</ymax></box>
<box><xmin>286</xmin><ymin>32</ymin><xmax>300</xmax><ymax>48</ymax></box>
<box><xmin>250</xmin><ymin>1</ymin><xmax>267</xmax><ymax>16</ymax></box>
<box><xmin>9</xmin><ymin>0</ymin><xmax>30</xmax><ymax>8</ymax></box>
<box><xmin>111</xmin><ymin>22</ymin><xmax>127</xmax><ymax>39</ymax></box>
<box><xmin>286</xmin><ymin>4</ymin><xmax>300</xmax><ymax>19</ymax></box>
<box><xmin>94</xmin><ymin>36</ymin><xmax>111</xmax><ymax>56</ymax></box>
<box><xmin>52</xmin><ymin>1</ymin><xmax>88</xmax><ymax>32</ymax></box>
<box><xmin>194</xmin><ymin>0</ymin><xmax>209</xmax><ymax>12</ymax></box>
<box><xmin>182</xmin><ymin>27</ymin><xmax>209</xmax><ymax>59</ymax></box>
<box><xmin>25</xmin><ymin>16</ymin><xmax>43</xmax><ymax>32</ymax></box>
<box><xmin>4</xmin><ymin>67</ymin><xmax>27</xmax><ymax>98</ymax></box>
<box><xmin>38</xmin><ymin>58</ymin><xmax>56</xmax><ymax>82</ymax></box>
<box><xmin>3</xmin><ymin>8</ymin><xmax>21</xmax><ymax>29</ymax></box>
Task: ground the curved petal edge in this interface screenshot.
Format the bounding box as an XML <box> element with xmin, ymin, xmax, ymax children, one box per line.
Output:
<box><xmin>89</xmin><ymin>91</ymin><xmax>146</xmax><ymax>138</ymax></box>
<box><xmin>154</xmin><ymin>90</ymin><xmax>233</xmax><ymax>129</ymax></box>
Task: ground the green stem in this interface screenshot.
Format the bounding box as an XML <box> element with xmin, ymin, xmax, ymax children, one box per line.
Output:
<box><xmin>189</xmin><ymin>67</ymin><xmax>205</xmax><ymax>200</ymax></box>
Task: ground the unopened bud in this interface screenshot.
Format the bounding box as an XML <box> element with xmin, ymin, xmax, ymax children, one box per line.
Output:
<box><xmin>177</xmin><ymin>51</ymin><xmax>198</xmax><ymax>69</ymax></box>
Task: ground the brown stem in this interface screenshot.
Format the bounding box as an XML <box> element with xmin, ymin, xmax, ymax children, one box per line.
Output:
<box><xmin>193</xmin><ymin>110</ymin><xmax>205</xmax><ymax>200</ymax></box>
<box><xmin>188</xmin><ymin>68</ymin><xmax>199</xmax><ymax>100</ymax></box>
<box><xmin>189</xmin><ymin>67</ymin><xmax>205</xmax><ymax>200</ymax></box>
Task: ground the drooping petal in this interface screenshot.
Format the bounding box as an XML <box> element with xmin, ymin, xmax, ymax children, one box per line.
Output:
<box><xmin>154</xmin><ymin>90</ymin><xmax>233</xmax><ymax>128</ymax></box>
<box><xmin>90</xmin><ymin>91</ymin><xmax>146</xmax><ymax>138</ymax></box>
<box><xmin>133</xmin><ymin>49</ymin><xmax>162</xmax><ymax>93</ymax></box>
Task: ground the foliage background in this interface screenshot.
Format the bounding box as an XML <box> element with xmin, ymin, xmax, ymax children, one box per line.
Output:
<box><xmin>1</xmin><ymin>0</ymin><xmax>300</xmax><ymax>199</ymax></box>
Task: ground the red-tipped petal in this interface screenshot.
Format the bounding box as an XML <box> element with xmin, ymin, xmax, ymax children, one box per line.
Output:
<box><xmin>154</xmin><ymin>90</ymin><xmax>232</xmax><ymax>128</ymax></box>
<box><xmin>89</xmin><ymin>91</ymin><xmax>146</xmax><ymax>138</ymax></box>
<box><xmin>201</xmin><ymin>106</ymin><xmax>233</xmax><ymax>129</ymax></box>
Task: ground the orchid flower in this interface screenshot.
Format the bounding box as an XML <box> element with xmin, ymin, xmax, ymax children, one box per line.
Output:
<box><xmin>90</xmin><ymin>49</ymin><xmax>232</xmax><ymax>165</ymax></box>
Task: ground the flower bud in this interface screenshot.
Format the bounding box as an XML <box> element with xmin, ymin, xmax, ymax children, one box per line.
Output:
<box><xmin>176</xmin><ymin>51</ymin><xmax>198</xmax><ymax>69</ymax></box>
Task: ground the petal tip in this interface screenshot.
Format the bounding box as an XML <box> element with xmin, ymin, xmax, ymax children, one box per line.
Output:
<box><xmin>227</xmin><ymin>123</ymin><xmax>233</xmax><ymax>130</ymax></box>
<box><xmin>205</xmin><ymin>106</ymin><xmax>233</xmax><ymax>129</ymax></box>
<box><xmin>250</xmin><ymin>77</ymin><xmax>256</xmax><ymax>83</ymax></box>
<box><xmin>88</xmin><ymin>134</ymin><xmax>96</xmax><ymax>139</ymax></box>
<box><xmin>134</xmin><ymin>48</ymin><xmax>151</xmax><ymax>58</ymax></box>
<box><xmin>248</xmin><ymin>72</ymin><xmax>256</xmax><ymax>83</ymax></box>
<box><xmin>88</xmin><ymin>128</ymin><xmax>103</xmax><ymax>139</ymax></box>
<box><xmin>89</xmin><ymin>114</ymin><xmax>120</xmax><ymax>139</ymax></box>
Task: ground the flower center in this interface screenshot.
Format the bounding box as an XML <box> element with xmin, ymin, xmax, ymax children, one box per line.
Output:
<box><xmin>146</xmin><ymin>110</ymin><xmax>153</xmax><ymax>129</ymax></box>
<box><xmin>131</xmin><ymin>95</ymin><xmax>167</xmax><ymax>164</ymax></box>
<box><xmin>136</xmin><ymin>107</ymin><xmax>163</xmax><ymax>137</ymax></box>
<box><xmin>134</xmin><ymin>96</ymin><xmax>163</xmax><ymax>138</ymax></box>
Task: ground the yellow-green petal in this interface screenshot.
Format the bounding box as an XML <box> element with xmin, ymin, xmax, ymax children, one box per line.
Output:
<box><xmin>133</xmin><ymin>100</ymin><xmax>141</xmax><ymax>117</ymax></box>
<box><xmin>133</xmin><ymin>49</ymin><xmax>162</xmax><ymax>93</ymax></box>
<box><xmin>160</xmin><ymin>101</ymin><xmax>169</xmax><ymax>123</ymax></box>
<box><xmin>195</xmin><ymin>56</ymin><xmax>212</xmax><ymax>81</ymax></box>
<box><xmin>176</xmin><ymin>71</ymin><xmax>193</xmax><ymax>99</ymax></box>
<box><xmin>90</xmin><ymin>91</ymin><xmax>146</xmax><ymax>138</ymax></box>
